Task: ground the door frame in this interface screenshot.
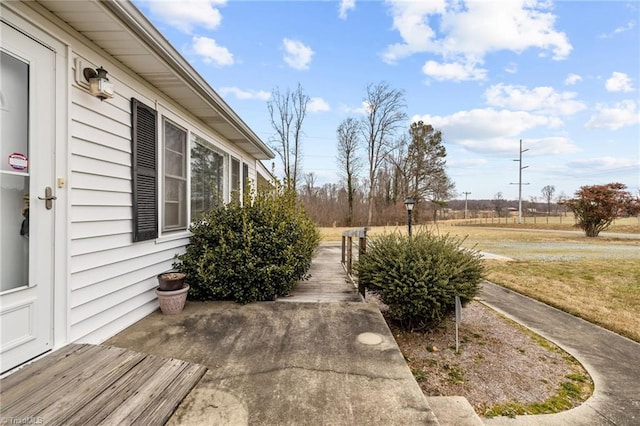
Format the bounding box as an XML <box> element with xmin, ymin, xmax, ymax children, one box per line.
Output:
<box><xmin>1</xmin><ymin>3</ymin><xmax>69</xmax><ymax>366</ymax></box>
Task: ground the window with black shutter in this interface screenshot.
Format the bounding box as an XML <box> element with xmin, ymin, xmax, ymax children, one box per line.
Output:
<box><xmin>131</xmin><ymin>98</ymin><xmax>158</xmax><ymax>242</ymax></box>
<box><xmin>243</xmin><ymin>162</ymin><xmax>250</xmax><ymax>193</ymax></box>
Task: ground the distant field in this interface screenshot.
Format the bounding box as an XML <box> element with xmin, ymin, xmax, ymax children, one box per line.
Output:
<box><xmin>321</xmin><ymin>221</ymin><xmax>640</xmax><ymax>342</ymax></box>
<box><xmin>450</xmin><ymin>215</ymin><xmax>640</xmax><ymax>234</ymax></box>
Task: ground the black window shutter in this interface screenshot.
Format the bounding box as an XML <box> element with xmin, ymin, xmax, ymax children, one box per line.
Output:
<box><xmin>131</xmin><ymin>98</ymin><xmax>158</xmax><ymax>242</ymax></box>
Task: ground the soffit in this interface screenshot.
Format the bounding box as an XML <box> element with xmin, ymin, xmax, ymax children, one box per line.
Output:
<box><xmin>34</xmin><ymin>0</ymin><xmax>273</xmax><ymax>160</ymax></box>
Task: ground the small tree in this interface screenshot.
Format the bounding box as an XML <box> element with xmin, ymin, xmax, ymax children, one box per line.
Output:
<box><xmin>336</xmin><ymin>117</ymin><xmax>362</xmax><ymax>226</ymax></box>
<box><xmin>493</xmin><ymin>192</ymin><xmax>506</xmax><ymax>219</ymax></box>
<box><xmin>361</xmin><ymin>82</ymin><xmax>407</xmax><ymax>225</ymax></box>
<box><xmin>541</xmin><ymin>185</ymin><xmax>556</xmax><ymax>222</ymax></box>
<box><xmin>267</xmin><ymin>83</ymin><xmax>309</xmax><ymax>192</ymax></box>
<box><xmin>564</xmin><ymin>182</ymin><xmax>640</xmax><ymax>237</ymax></box>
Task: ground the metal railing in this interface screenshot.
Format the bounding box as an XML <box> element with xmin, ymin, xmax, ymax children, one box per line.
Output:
<box><xmin>341</xmin><ymin>227</ymin><xmax>368</xmax><ymax>299</ymax></box>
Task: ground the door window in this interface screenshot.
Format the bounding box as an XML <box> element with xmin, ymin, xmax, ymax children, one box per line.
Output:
<box><xmin>1</xmin><ymin>51</ymin><xmax>29</xmax><ymax>292</ymax></box>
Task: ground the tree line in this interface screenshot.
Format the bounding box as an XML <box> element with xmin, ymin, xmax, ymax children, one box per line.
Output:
<box><xmin>267</xmin><ymin>83</ymin><xmax>639</xmax><ymax>234</ymax></box>
<box><xmin>268</xmin><ymin>82</ymin><xmax>454</xmax><ymax>227</ymax></box>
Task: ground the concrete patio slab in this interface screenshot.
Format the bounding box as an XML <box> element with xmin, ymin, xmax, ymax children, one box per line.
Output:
<box><xmin>106</xmin><ymin>301</ymin><xmax>439</xmax><ymax>425</ymax></box>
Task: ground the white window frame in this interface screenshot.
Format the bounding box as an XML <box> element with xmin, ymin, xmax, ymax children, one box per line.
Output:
<box><xmin>157</xmin><ymin>104</ymin><xmax>247</xmax><ymax>236</ymax></box>
<box><xmin>161</xmin><ymin>117</ymin><xmax>189</xmax><ymax>232</ymax></box>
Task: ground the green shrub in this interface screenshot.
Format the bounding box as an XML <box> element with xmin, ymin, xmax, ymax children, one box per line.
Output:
<box><xmin>174</xmin><ymin>184</ymin><xmax>320</xmax><ymax>304</ymax></box>
<box><xmin>356</xmin><ymin>230</ymin><xmax>484</xmax><ymax>330</ymax></box>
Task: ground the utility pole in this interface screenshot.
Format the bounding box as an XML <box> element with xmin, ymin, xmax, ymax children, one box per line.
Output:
<box><xmin>463</xmin><ymin>192</ymin><xmax>471</xmax><ymax>219</ymax></box>
<box><xmin>510</xmin><ymin>139</ymin><xmax>529</xmax><ymax>224</ymax></box>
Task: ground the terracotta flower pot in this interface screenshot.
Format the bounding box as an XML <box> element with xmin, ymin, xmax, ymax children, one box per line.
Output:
<box><xmin>157</xmin><ymin>272</ymin><xmax>186</xmax><ymax>291</ymax></box>
<box><xmin>155</xmin><ymin>284</ymin><xmax>189</xmax><ymax>315</ymax></box>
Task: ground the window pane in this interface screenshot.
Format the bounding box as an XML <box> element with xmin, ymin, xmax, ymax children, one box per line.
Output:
<box><xmin>165</xmin><ymin>150</ymin><xmax>184</xmax><ymax>177</ymax></box>
<box><xmin>165</xmin><ymin>177</ymin><xmax>181</xmax><ymax>202</ymax></box>
<box><xmin>231</xmin><ymin>158</ymin><xmax>240</xmax><ymax>201</ymax></box>
<box><xmin>164</xmin><ymin>202</ymin><xmax>180</xmax><ymax>227</ymax></box>
<box><xmin>191</xmin><ymin>136</ymin><xmax>228</xmax><ymax>219</ymax></box>
<box><xmin>163</xmin><ymin>119</ymin><xmax>187</xmax><ymax>231</ymax></box>
<box><xmin>165</xmin><ymin>121</ymin><xmax>186</xmax><ymax>153</ymax></box>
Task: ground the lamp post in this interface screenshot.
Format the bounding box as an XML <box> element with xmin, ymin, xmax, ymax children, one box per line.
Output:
<box><xmin>404</xmin><ymin>197</ymin><xmax>415</xmax><ymax>237</ymax></box>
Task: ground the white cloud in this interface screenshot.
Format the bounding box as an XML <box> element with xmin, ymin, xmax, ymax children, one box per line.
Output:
<box><xmin>567</xmin><ymin>156</ymin><xmax>639</xmax><ymax>171</ymax></box>
<box><xmin>586</xmin><ymin>100</ymin><xmax>639</xmax><ymax>130</ymax></box>
<box><xmin>282</xmin><ymin>38</ymin><xmax>314</xmax><ymax>70</ymax></box>
<box><xmin>411</xmin><ymin>108</ymin><xmax>577</xmax><ymax>156</ymax></box>
<box><xmin>191</xmin><ymin>36</ymin><xmax>234</xmax><ymax>66</ymax></box>
<box><xmin>339</xmin><ymin>0</ymin><xmax>356</xmax><ymax>19</ymax></box>
<box><xmin>484</xmin><ymin>84</ymin><xmax>586</xmax><ymax>115</ymax></box>
<box><xmin>383</xmin><ymin>0</ymin><xmax>572</xmax><ymax>81</ymax></box>
<box><xmin>146</xmin><ymin>0</ymin><xmax>226</xmax><ymax>33</ymax></box>
<box><xmin>504</xmin><ymin>62</ymin><xmax>518</xmax><ymax>74</ymax></box>
<box><xmin>308</xmin><ymin>97</ymin><xmax>330</xmax><ymax>113</ymax></box>
<box><xmin>599</xmin><ymin>20</ymin><xmax>636</xmax><ymax>38</ymax></box>
<box><xmin>564</xmin><ymin>73</ymin><xmax>582</xmax><ymax>86</ymax></box>
<box><xmin>605</xmin><ymin>72</ymin><xmax>634</xmax><ymax>92</ymax></box>
<box><xmin>422</xmin><ymin>60</ymin><xmax>487</xmax><ymax>82</ymax></box>
<box><xmin>447</xmin><ymin>158</ymin><xmax>488</xmax><ymax>168</ymax></box>
<box><xmin>525</xmin><ymin>136</ymin><xmax>581</xmax><ymax>155</ymax></box>
<box><xmin>414</xmin><ymin>108</ymin><xmax>562</xmax><ymax>141</ymax></box>
<box><xmin>218</xmin><ymin>86</ymin><xmax>270</xmax><ymax>100</ymax></box>
<box><xmin>340</xmin><ymin>102</ymin><xmax>369</xmax><ymax>115</ymax></box>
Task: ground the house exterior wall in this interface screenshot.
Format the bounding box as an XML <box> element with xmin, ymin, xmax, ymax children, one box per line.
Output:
<box><xmin>4</xmin><ymin>2</ymin><xmax>265</xmax><ymax>346</ymax></box>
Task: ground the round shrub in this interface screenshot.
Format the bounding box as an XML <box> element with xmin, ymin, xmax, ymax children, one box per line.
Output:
<box><xmin>174</xmin><ymin>186</ymin><xmax>320</xmax><ymax>304</ymax></box>
<box><xmin>356</xmin><ymin>230</ymin><xmax>484</xmax><ymax>330</ymax></box>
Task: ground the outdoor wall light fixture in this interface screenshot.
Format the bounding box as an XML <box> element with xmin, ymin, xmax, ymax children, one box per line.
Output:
<box><xmin>83</xmin><ymin>66</ymin><xmax>114</xmax><ymax>100</ymax></box>
<box><xmin>404</xmin><ymin>197</ymin><xmax>415</xmax><ymax>237</ymax></box>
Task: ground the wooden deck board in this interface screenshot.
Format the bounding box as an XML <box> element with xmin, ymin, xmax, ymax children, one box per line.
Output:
<box><xmin>0</xmin><ymin>344</ymin><xmax>207</xmax><ymax>425</ymax></box>
<box><xmin>281</xmin><ymin>244</ymin><xmax>362</xmax><ymax>303</ymax></box>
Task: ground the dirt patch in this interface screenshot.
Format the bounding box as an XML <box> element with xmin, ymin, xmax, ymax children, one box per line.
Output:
<box><xmin>383</xmin><ymin>301</ymin><xmax>593</xmax><ymax>417</ymax></box>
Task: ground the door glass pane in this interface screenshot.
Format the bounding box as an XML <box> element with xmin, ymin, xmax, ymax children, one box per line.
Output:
<box><xmin>1</xmin><ymin>52</ymin><xmax>30</xmax><ymax>291</ymax></box>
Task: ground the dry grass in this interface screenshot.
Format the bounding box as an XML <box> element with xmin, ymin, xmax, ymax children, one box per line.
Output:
<box><xmin>320</xmin><ymin>221</ymin><xmax>640</xmax><ymax>342</ymax></box>
<box><xmin>453</xmin><ymin>215</ymin><xmax>640</xmax><ymax>234</ymax></box>
<box><xmin>485</xmin><ymin>259</ymin><xmax>640</xmax><ymax>342</ymax></box>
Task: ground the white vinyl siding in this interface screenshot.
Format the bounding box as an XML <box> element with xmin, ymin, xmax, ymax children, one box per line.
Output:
<box><xmin>68</xmin><ymin>62</ymin><xmax>187</xmax><ymax>344</ymax></box>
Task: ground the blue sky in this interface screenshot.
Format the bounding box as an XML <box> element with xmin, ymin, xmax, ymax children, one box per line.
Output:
<box><xmin>133</xmin><ymin>0</ymin><xmax>639</xmax><ymax>200</ymax></box>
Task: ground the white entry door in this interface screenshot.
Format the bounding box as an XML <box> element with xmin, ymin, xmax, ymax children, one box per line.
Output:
<box><xmin>1</xmin><ymin>21</ymin><xmax>56</xmax><ymax>373</ymax></box>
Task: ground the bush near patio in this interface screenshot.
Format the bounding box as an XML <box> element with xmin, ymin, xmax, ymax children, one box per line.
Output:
<box><xmin>174</xmin><ymin>185</ymin><xmax>320</xmax><ymax>304</ymax></box>
<box><xmin>357</xmin><ymin>231</ymin><xmax>484</xmax><ymax>331</ymax></box>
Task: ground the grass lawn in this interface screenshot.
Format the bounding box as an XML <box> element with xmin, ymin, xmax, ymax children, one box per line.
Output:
<box><xmin>319</xmin><ymin>219</ymin><xmax>640</xmax><ymax>342</ymax></box>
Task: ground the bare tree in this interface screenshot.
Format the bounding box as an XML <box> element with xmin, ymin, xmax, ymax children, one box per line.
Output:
<box><xmin>493</xmin><ymin>192</ymin><xmax>506</xmax><ymax>218</ymax></box>
<box><xmin>303</xmin><ymin>172</ymin><xmax>317</xmax><ymax>198</ymax></box>
<box><xmin>267</xmin><ymin>83</ymin><xmax>309</xmax><ymax>192</ymax></box>
<box><xmin>541</xmin><ymin>185</ymin><xmax>556</xmax><ymax>222</ymax></box>
<box><xmin>336</xmin><ymin>117</ymin><xmax>362</xmax><ymax>226</ymax></box>
<box><xmin>360</xmin><ymin>82</ymin><xmax>407</xmax><ymax>225</ymax></box>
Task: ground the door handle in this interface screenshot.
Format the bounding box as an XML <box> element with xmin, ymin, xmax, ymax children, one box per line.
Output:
<box><xmin>38</xmin><ymin>186</ymin><xmax>57</xmax><ymax>210</ymax></box>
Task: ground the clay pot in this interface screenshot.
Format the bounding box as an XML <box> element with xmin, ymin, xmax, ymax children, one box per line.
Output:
<box><xmin>155</xmin><ymin>284</ymin><xmax>189</xmax><ymax>315</ymax></box>
<box><xmin>157</xmin><ymin>272</ymin><xmax>186</xmax><ymax>291</ymax></box>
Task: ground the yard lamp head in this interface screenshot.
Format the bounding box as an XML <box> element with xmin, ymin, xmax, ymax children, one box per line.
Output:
<box><xmin>404</xmin><ymin>197</ymin><xmax>415</xmax><ymax>211</ymax></box>
<box><xmin>83</xmin><ymin>66</ymin><xmax>114</xmax><ymax>101</ymax></box>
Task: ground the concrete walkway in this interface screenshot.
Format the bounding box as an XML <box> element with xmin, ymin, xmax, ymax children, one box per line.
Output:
<box><xmin>479</xmin><ymin>281</ymin><xmax>640</xmax><ymax>426</ymax></box>
<box><xmin>105</xmin><ymin>244</ymin><xmax>439</xmax><ymax>425</ymax></box>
